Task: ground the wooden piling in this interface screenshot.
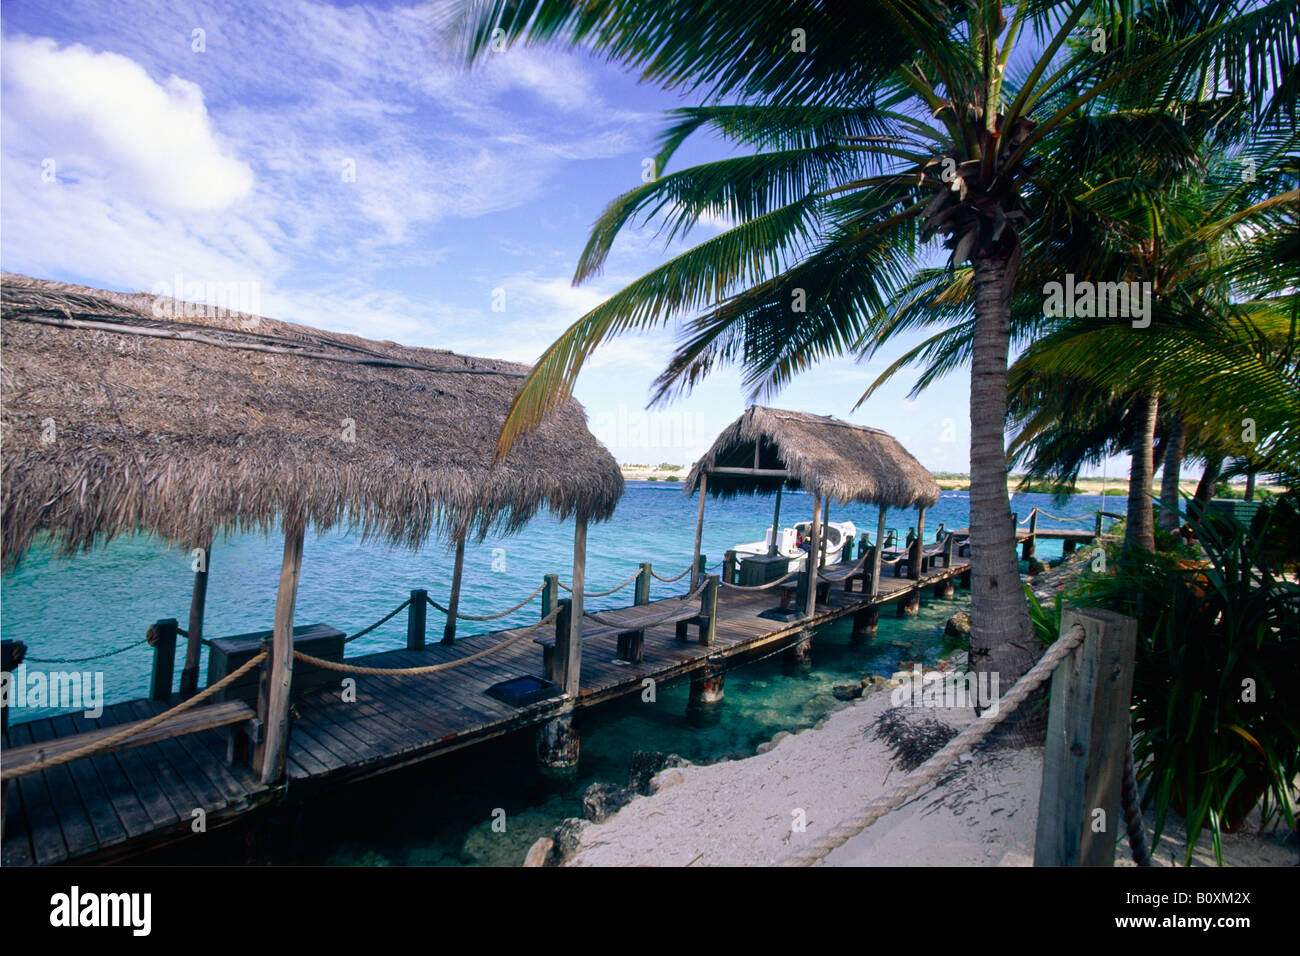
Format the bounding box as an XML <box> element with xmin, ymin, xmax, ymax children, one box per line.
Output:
<box><xmin>635</xmin><ymin>563</ymin><xmax>652</xmax><ymax>605</ymax></box>
<box><xmin>560</xmin><ymin>513</ymin><xmax>588</xmax><ymax>698</ymax></box>
<box><xmin>1022</xmin><ymin>510</ymin><xmax>1038</xmax><ymax>561</ymax></box>
<box><xmin>897</xmin><ymin>589</ymin><xmax>920</xmax><ymax>617</ymax></box>
<box><xmin>1034</xmin><ymin>607</ymin><xmax>1138</xmax><ymax>866</ymax></box>
<box><xmin>724</xmin><ymin>550</ymin><xmax>738</xmax><ymax>584</ymax></box>
<box><xmin>256</xmin><ymin>520</ymin><xmax>305</xmax><ymax>785</ymax></box>
<box><xmin>147</xmin><ymin>618</ymin><xmax>179</xmax><ymax>702</ymax></box>
<box><xmin>871</xmin><ymin>508</ymin><xmax>886</xmax><ymax>600</ymax></box>
<box><xmin>851</xmin><ymin>606</ymin><xmax>879</xmax><ymax>643</ymax></box>
<box><xmin>542</xmin><ymin>573</ymin><xmax>560</xmax><ymax>618</ymax></box>
<box><xmin>692</xmin><ymin>472</ymin><xmax>708</xmax><ymax>590</ymax></box>
<box><xmin>802</xmin><ymin>493</ymin><xmax>823</xmax><ymax>619</ymax></box>
<box><xmin>442</xmin><ymin>533</ymin><xmax>466</xmax><ymax>645</ymax></box>
<box><xmin>910</xmin><ymin>507</ymin><xmax>926</xmax><ymax>580</ymax></box>
<box><xmin>407</xmin><ymin>589</ymin><xmax>428</xmax><ymax>650</ymax></box>
<box><xmin>180</xmin><ymin>544</ymin><xmax>210</xmax><ymax>698</ymax></box>
<box><xmin>769</xmin><ymin>485</ymin><xmax>783</xmax><ymax>555</ymax></box>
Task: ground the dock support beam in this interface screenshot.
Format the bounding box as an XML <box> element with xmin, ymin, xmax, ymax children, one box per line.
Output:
<box><xmin>851</xmin><ymin>605</ymin><xmax>879</xmax><ymax>643</ymax></box>
<box><xmin>407</xmin><ymin>589</ymin><xmax>428</xmax><ymax>650</ymax></box>
<box><xmin>960</xmin><ymin>567</ymin><xmax>972</xmax><ymax>589</ymax></box>
<box><xmin>898</xmin><ymin>589</ymin><xmax>920</xmax><ymax>617</ymax></box>
<box><xmin>802</xmin><ymin>494</ymin><xmax>823</xmax><ymax>619</ymax></box>
<box><xmin>634</xmin><ymin>563</ymin><xmax>652</xmax><ymax>605</ymax></box>
<box><xmin>687</xmin><ymin>665</ymin><xmax>725</xmax><ymax>726</ymax></box>
<box><xmin>558</xmin><ymin>513</ymin><xmax>588</xmax><ymax>699</ymax></box>
<box><xmin>692</xmin><ymin>473</ymin><xmax>708</xmax><ymax>590</ymax></box>
<box><xmin>536</xmin><ymin>712</ymin><xmax>579</xmax><ymax>776</ymax></box>
<box><xmin>934</xmin><ymin>577</ymin><xmax>955</xmax><ymax>599</ymax></box>
<box><xmin>180</xmin><ymin>542</ymin><xmax>211</xmax><ymax>698</ymax></box>
<box><xmin>1022</xmin><ymin>510</ymin><xmax>1037</xmax><ymax>561</ymax></box>
<box><xmin>442</xmin><ymin>533</ymin><xmax>466</xmax><ymax>644</ymax></box>
<box><xmin>1034</xmin><ymin>607</ymin><xmax>1137</xmax><ymax>866</ymax></box>
<box><xmin>871</xmin><ymin>508</ymin><xmax>886</xmax><ymax>600</ymax></box>
<box><xmin>147</xmin><ymin>618</ymin><xmax>179</xmax><ymax>702</ymax></box>
<box><xmin>783</xmin><ymin>629</ymin><xmax>813</xmax><ymax>673</ymax></box>
<box><xmin>257</xmin><ymin>519</ymin><xmax>305</xmax><ymax>785</ymax></box>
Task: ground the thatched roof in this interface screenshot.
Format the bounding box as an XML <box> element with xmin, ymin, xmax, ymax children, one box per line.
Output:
<box><xmin>1</xmin><ymin>273</ymin><xmax>622</xmax><ymax>570</ymax></box>
<box><xmin>684</xmin><ymin>406</ymin><xmax>939</xmax><ymax>510</ymax></box>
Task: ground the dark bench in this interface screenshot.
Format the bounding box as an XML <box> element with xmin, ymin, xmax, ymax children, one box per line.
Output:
<box><xmin>534</xmin><ymin>578</ymin><xmax>719</xmax><ymax>680</ymax></box>
<box><xmin>206</xmin><ymin>623</ymin><xmax>344</xmax><ymax>703</ymax></box>
<box><xmin>779</xmin><ymin>576</ymin><xmax>832</xmax><ymax>609</ymax></box>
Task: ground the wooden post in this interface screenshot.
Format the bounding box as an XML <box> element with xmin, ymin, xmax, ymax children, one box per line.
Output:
<box><xmin>802</xmin><ymin>493</ymin><xmax>823</xmax><ymax>619</ymax></box>
<box><xmin>768</xmin><ymin>485</ymin><xmax>783</xmax><ymax>556</ymax></box>
<box><xmin>820</xmin><ymin>501</ymin><xmax>830</xmax><ymax>568</ymax></box>
<box><xmin>1034</xmin><ymin>607</ymin><xmax>1138</xmax><ymax>867</ymax></box>
<box><xmin>147</xmin><ymin>618</ymin><xmax>179</xmax><ymax>702</ymax></box>
<box><xmin>559</xmin><ymin>513</ymin><xmax>588</xmax><ymax>698</ymax></box>
<box><xmin>542</xmin><ymin>573</ymin><xmax>560</xmax><ymax>618</ymax></box>
<box><xmin>257</xmin><ymin>520</ymin><xmax>305</xmax><ymax>785</ymax></box>
<box><xmin>634</xmin><ymin>563</ymin><xmax>651</xmax><ymax>605</ymax></box>
<box><xmin>1</xmin><ymin>640</ymin><xmax>26</xmax><ymax>738</ymax></box>
<box><xmin>723</xmin><ymin>550</ymin><xmax>738</xmax><ymax>584</ymax></box>
<box><xmin>1094</xmin><ymin>512</ymin><xmax>1104</xmax><ymax>539</ymax></box>
<box><xmin>691</xmin><ymin>472</ymin><xmax>708</xmax><ymax>590</ymax></box>
<box><xmin>1023</xmin><ymin>509</ymin><xmax>1038</xmax><ymax>561</ymax></box>
<box><xmin>442</xmin><ymin>533</ymin><xmax>466</xmax><ymax>645</ymax></box>
<box><xmin>871</xmin><ymin>508</ymin><xmax>886</xmax><ymax>600</ymax></box>
<box><xmin>697</xmin><ymin>575</ymin><xmax>719</xmax><ymax>646</ymax></box>
<box><xmin>910</xmin><ymin>506</ymin><xmax>926</xmax><ymax>580</ymax></box>
<box><xmin>851</xmin><ymin>605</ymin><xmax>879</xmax><ymax>643</ymax></box>
<box><xmin>407</xmin><ymin>589</ymin><xmax>428</xmax><ymax>650</ymax></box>
<box><xmin>180</xmin><ymin>543</ymin><xmax>211</xmax><ymax>698</ymax></box>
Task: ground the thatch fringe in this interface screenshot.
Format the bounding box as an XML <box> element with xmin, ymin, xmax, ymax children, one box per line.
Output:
<box><xmin>1</xmin><ymin>273</ymin><xmax>622</xmax><ymax>570</ymax></box>
<box><xmin>684</xmin><ymin>406</ymin><xmax>940</xmax><ymax>509</ymax></box>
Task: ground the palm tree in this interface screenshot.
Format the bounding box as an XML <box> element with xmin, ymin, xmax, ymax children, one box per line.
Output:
<box><xmin>460</xmin><ymin>0</ymin><xmax>1296</xmax><ymax>683</ymax></box>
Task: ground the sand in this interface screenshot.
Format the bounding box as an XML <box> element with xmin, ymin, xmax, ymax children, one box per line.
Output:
<box><xmin>566</xmin><ymin>687</ymin><xmax>1297</xmax><ymax>867</ymax></box>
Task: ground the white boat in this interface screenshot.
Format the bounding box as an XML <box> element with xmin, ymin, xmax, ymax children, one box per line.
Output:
<box><xmin>734</xmin><ymin>520</ymin><xmax>858</xmax><ymax>569</ymax></box>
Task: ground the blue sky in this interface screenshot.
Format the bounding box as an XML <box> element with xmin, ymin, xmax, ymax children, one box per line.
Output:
<box><xmin>1</xmin><ymin>0</ymin><xmax>1128</xmax><ymax>476</ymax></box>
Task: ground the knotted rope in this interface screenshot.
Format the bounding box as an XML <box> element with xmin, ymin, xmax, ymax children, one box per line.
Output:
<box><xmin>1</xmin><ymin>651</ymin><xmax>267</xmax><ymax>781</ymax></box>
<box><xmin>291</xmin><ymin>609</ymin><xmax>561</xmax><ymax>676</ymax></box>
<box><xmin>583</xmin><ymin>586</ymin><xmax>707</xmax><ymax>630</ymax></box>
<box><xmin>558</xmin><ymin>569</ymin><xmax>641</xmax><ymax>599</ymax></box>
<box><xmin>650</xmin><ymin>562</ymin><xmax>694</xmax><ymax>583</ymax></box>
<box><xmin>428</xmin><ymin>581</ymin><xmax>547</xmax><ymax>622</ymax></box>
<box><xmin>720</xmin><ymin>569</ymin><xmax>803</xmax><ymax>591</ymax></box>
<box><xmin>778</xmin><ymin>623</ymin><xmax>1088</xmax><ymax>866</ymax></box>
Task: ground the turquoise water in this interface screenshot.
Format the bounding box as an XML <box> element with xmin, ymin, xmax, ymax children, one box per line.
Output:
<box><xmin>1</xmin><ymin>485</ymin><xmax>1111</xmax><ymax>866</ymax></box>
<box><xmin>1</xmin><ymin>485</ymin><xmax>1109</xmax><ymax>721</ymax></box>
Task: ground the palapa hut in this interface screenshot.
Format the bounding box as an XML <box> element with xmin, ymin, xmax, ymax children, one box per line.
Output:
<box><xmin>685</xmin><ymin>406</ymin><xmax>940</xmax><ymax>617</ymax></box>
<box><xmin>0</xmin><ymin>272</ymin><xmax>622</xmax><ymax>781</ymax></box>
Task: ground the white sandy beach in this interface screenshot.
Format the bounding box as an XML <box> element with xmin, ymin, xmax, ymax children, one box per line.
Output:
<box><xmin>565</xmin><ymin>686</ymin><xmax>1297</xmax><ymax>867</ymax></box>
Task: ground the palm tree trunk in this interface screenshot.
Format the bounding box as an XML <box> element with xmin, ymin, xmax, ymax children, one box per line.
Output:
<box><xmin>968</xmin><ymin>255</ymin><xmax>1035</xmax><ymax>684</ymax></box>
<box><xmin>1125</xmin><ymin>392</ymin><xmax>1159</xmax><ymax>553</ymax></box>
<box><xmin>1244</xmin><ymin>468</ymin><xmax>1256</xmax><ymax>500</ymax></box>
<box><xmin>1189</xmin><ymin>455</ymin><xmax>1222</xmax><ymax>525</ymax></box>
<box><xmin>1158</xmin><ymin>412</ymin><xmax>1186</xmax><ymax>532</ymax></box>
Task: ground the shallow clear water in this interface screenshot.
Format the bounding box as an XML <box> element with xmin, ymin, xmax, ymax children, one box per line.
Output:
<box><xmin>1</xmin><ymin>485</ymin><xmax>1111</xmax><ymax>865</ymax></box>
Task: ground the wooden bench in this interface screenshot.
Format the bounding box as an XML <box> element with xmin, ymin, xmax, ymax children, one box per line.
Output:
<box><xmin>534</xmin><ymin>580</ymin><xmax>719</xmax><ymax>680</ymax></box>
<box><xmin>1</xmin><ymin>699</ymin><xmax>257</xmax><ymax>781</ymax></box>
<box><xmin>923</xmin><ymin>533</ymin><xmax>957</xmax><ymax>569</ymax></box>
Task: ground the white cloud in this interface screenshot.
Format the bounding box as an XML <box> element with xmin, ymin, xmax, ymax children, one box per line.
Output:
<box><xmin>2</xmin><ymin>35</ymin><xmax>254</xmax><ymax>212</ymax></box>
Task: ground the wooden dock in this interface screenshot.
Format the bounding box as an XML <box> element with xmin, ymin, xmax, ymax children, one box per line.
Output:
<box><xmin>1</xmin><ymin>554</ymin><xmax>969</xmax><ymax>866</ymax></box>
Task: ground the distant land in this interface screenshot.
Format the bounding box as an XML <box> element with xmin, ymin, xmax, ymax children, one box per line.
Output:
<box><xmin>620</xmin><ymin>465</ymin><xmax>1276</xmax><ymax>497</ymax></box>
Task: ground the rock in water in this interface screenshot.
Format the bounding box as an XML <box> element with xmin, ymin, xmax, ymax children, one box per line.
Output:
<box><xmin>832</xmin><ymin>682</ymin><xmax>864</xmax><ymax>701</ymax></box>
<box><xmin>649</xmin><ymin>768</ymin><xmax>685</xmax><ymax>792</ymax></box>
<box><xmin>523</xmin><ymin>838</ymin><xmax>554</xmax><ymax>867</ymax></box>
<box><xmin>944</xmin><ymin>609</ymin><xmax>971</xmax><ymax>639</ymax></box>
<box><xmin>628</xmin><ymin>751</ymin><xmax>689</xmax><ymax>795</ymax></box>
<box><xmin>581</xmin><ymin>781</ymin><xmax>634</xmax><ymax>823</ymax></box>
<box><xmin>550</xmin><ymin>818</ymin><xmax>586</xmax><ymax>866</ymax></box>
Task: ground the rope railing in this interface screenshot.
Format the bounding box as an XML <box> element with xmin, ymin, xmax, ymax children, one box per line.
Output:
<box><xmin>650</xmin><ymin>562</ymin><xmax>695</xmax><ymax>584</ymax></box>
<box><xmin>720</xmin><ymin>569</ymin><xmax>803</xmax><ymax>591</ymax></box>
<box><xmin>817</xmin><ymin>553</ymin><xmax>870</xmax><ymax>583</ymax></box>
<box><xmin>344</xmin><ymin>597</ymin><xmax>413</xmax><ymax>643</ymax></box>
<box><xmin>558</xmin><ymin>568</ymin><xmax>642</xmax><ymax>599</ymax></box>
<box><xmin>1</xmin><ymin>651</ymin><xmax>267</xmax><ymax>781</ymax></box>
<box><xmin>292</xmin><ymin>608</ymin><xmax>562</xmax><ymax>677</ymax></box>
<box><xmin>777</xmin><ymin>623</ymin><xmax>1088</xmax><ymax>867</ymax></box>
<box><xmin>427</xmin><ymin>581</ymin><xmax>548</xmax><ymax>622</ymax></box>
<box><xmin>24</xmin><ymin>636</ymin><xmax>151</xmax><ymax>664</ymax></box>
<box><xmin>583</xmin><ymin>585</ymin><xmax>707</xmax><ymax>630</ymax></box>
